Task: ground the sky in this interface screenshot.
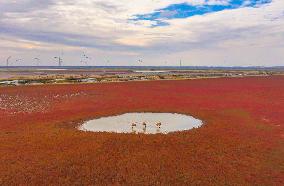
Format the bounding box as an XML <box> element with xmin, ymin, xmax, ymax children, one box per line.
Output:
<box><xmin>0</xmin><ymin>0</ymin><xmax>283</xmax><ymax>66</ymax></box>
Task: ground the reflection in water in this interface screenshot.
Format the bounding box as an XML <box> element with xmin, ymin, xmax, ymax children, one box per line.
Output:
<box><xmin>79</xmin><ymin>113</ymin><xmax>203</xmax><ymax>134</ymax></box>
<box><xmin>131</xmin><ymin>122</ymin><xmax>137</xmax><ymax>133</ymax></box>
<box><xmin>156</xmin><ymin>127</ymin><xmax>161</xmax><ymax>134</ymax></box>
<box><xmin>142</xmin><ymin>122</ymin><xmax>147</xmax><ymax>134</ymax></box>
<box><xmin>131</xmin><ymin>128</ymin><xmax>137</xmax><ymax>134</ymax></box>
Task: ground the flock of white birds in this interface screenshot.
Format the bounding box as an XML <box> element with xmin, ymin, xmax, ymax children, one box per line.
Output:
<box><xmin>0</xmin><ymin>91</ymin><xmax>86</xmax><ymax>115</ymax></box>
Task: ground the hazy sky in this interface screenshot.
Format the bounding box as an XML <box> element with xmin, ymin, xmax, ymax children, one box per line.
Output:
<box><xmin>0</xmin><ymin>0</ymin><xmax>283</xmax><ymax>66</ymax></box>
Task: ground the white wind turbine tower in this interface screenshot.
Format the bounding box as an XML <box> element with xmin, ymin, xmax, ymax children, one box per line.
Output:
<box><xmin>34</xmin><ymin>57</ymin><xmax>40</xmax><ymax>66</ymax></box>
<box><xmin>54</xmin><ymin>56</ymin><xmax>63</xmax><ymax>66</ymax></box>
<box><xmin>81</xmin><ymin>52</ymin><xmax>91</xmax><ymax>66</ymax></box>
<box><xmin>54</xmin><ymin>51</ymin><xmax>64</xmax><ymax>66</ymax></box>
<box><xmin>15</xmin><ymin>59</ymin><xmax>22</xmax><ymax>66</ymax></box>
<box><xmin>6</xmin><ymin>56</ymin><xmax>11</xmax><ymax>66</ymax></box>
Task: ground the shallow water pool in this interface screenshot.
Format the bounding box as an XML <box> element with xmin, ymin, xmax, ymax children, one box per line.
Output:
<box><xmin>78</xmin><ymin>113</ymin><xmax>203</xmax><ymax>134</ymax></box>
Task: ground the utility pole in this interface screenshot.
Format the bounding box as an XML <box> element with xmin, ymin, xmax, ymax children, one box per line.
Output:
<box><xmin>180</xmin><ymin>59</ymin><xmax>182</xmax><ymax>68</ymax></box>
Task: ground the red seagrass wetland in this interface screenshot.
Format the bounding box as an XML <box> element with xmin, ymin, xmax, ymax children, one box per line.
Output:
<box><xmin>1</xmin><ymin>0</ymin><xmax>284</xmax><ymax>185</ymax></box>
<box><xmin>1</xmin><ymin>76</ymin><xmax>284</xmax><ymax>185</ymax></box>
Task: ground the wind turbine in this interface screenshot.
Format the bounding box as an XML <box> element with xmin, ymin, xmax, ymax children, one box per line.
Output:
<box><xmin>54</xmin><ymin>56</ymin><xmax>63</xmax><ymax>66</ymax></box>
<box><xmin>54</xmin><ymin>53</ymin><xmax>63</xmax><ymax>66</ymax></box>
<box><xmin>6</xmin><ymin>56</ymin><xmax>11</xmax><ymax>66</ymax></box>
<box><xmin>15</xmin><ymin>59</ymin><xmax>22</xmax><ymax>66</ymax></box>
<box><xmin>81</xmin><ymin>52</ymin><xmax>91</xmax><ymax>66</ymax></box>
<box><xmin>54</xmin><ymin>51</ymin><xmax>64</xmax><ymax>66</ymax></box>
<box><xmin>34</xmin><ymin>57</ymin><xmax>40</xmax><ymax>66</ymax></box>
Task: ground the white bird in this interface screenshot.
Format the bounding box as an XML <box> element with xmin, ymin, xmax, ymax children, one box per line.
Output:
<box><xmin>156</xmin><ymin>122</ymin><xmax>162</xmax><ymax>128</ymax></box>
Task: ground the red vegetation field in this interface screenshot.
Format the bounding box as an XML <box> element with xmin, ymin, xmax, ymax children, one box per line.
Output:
<box><xmin>1</xmin><ymin>77</ymin><xmax>284</xmax><ymax>185</ymax></box>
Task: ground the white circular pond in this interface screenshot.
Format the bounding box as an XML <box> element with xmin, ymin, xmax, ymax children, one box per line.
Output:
<box><xmin>78</xmin><ymin>113</ymin><xmax>203</xmax><ymax>134</ymax></box>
